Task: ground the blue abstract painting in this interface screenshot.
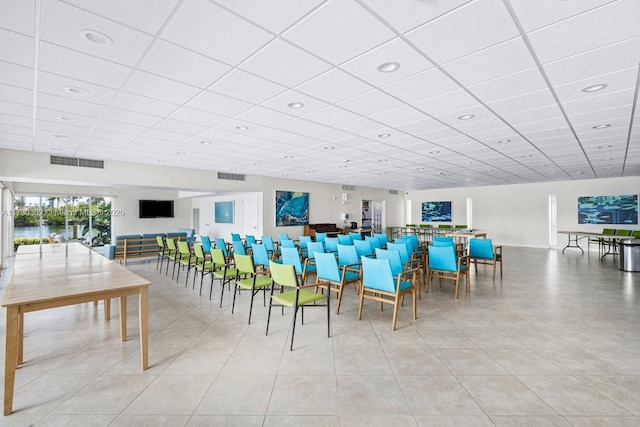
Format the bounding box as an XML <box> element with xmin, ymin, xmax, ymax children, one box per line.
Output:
<box><xmin>214</xmin><ymin>201</ymin><xmax>234</xmax><ymax>224</ymax></box>
<box><xmin>421</xmin><ymin>201</ymin><xmax>452</xmax><ymax>222</ymax></box>
<box><xmin>276</xmin><ymin>191</ymin><xmax>309</xmax><ymax>226</ymax></box>
<box><xmin>578</xmin><ymin>195</ymin><xmax>638</xmax><ymax>224</ymax></box>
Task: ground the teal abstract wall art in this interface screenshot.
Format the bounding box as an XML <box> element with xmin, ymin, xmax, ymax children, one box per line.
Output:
<box><xmin>214</xmin><ymin>201</ymin><xmax>234</xmax><ymax>224</ymax></box>
<box><xmin>276</xmin><ymin>191</ymin><xmax>309</xmax><ymax>226</ymax></box>
<box><xmin>578</xmin><ymin>195</ymin><xmax>638</xmax><ymax>224</ymax></box>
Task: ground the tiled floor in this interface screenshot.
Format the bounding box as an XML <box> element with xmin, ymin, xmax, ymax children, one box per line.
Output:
<box><xmin>1</xmin><ymin>246</ymin><xmax>639</xmax><ymax>426</ymax></box>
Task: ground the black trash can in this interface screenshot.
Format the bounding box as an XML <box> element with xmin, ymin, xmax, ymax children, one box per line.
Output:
<box><xmin>619</xmin><ymin>238</ymin><xmax>640</xmax><ymax>272</ymax></box>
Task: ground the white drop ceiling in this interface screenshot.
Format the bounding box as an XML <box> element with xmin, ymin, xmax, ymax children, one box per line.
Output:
<box><xmin>0</xmin><ymin>0</ymin><xmax>639</xmax><ymax>190</ymax></box>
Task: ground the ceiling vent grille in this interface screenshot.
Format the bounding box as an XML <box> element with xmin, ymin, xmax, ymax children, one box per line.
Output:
<box><xmin>341</xmin><ymin>184</ymin><xmax>356</xmax><ymax>191</ymax></box>
<box><xmin>218</xmin><ymin>172</ymin><xmax>246</xmax><ymax>181</ymax></box>
<box><xmin>388</xmin><ymin>189</ymin><xmax>399</xmax><ymax>195</ymax></box>
<box><xmin>50</xmin><ymin>155</ymin><xmax>104</xmax><ymax>169</ymax></box>
<box><xmin>78</xmin><ymin>158</ymin><xmax>104</xmax><ymax>169</ymax></box>
<box><xmin>50</xmin><ymin>155</ymin><xmax>78</xmax><ymax>167</ymax></box>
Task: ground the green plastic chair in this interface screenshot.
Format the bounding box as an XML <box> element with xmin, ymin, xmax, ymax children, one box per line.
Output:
<box><xmin>233</xmin><ymin>254</ymin><xmax>272</xmax><ymax>324</ymax></box>
<box><xmin>266</xmin><ymin>260</ymin><xmax>330</xmax><ymax>351</ymax></box>
<box><xmin>156</xmin><ymin>235</ymin><xmax>168</xmax><ymax>271</ymax></box>
<box><xmin>165</xmin><ymin>238</ymin><xmax>178</xmax><ymax>277</ymax></box>
<box><xmin>175</xmin><ymin>240</ymin><xmax>193</xmax><ymax>286</ymax></box>
<box><xmin>359</xmin><ymin>256</ymin><xmax>417</xmax><ymax>331</ymax></box>
<box><xmin>193</xmin><ymin>243</ymin><xmax>214</xmax><ymax>295</ymax></box>
<box><xmin>210</xmin><ymin>248</ymin><xmax>238</xmax><ymax>306</ymax></box>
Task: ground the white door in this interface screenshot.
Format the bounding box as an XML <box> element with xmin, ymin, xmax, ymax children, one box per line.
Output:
<box><xmin>371</xmin><ymin>201</ymin><xmax>384</xmax><ymax>234</ymax></box>
<box><xmin>242</xmin><ymin>193</ymin><xmax>259</xmax><ymax>238</ymax></box>
<box><xmin>192</xmin><ymin>208</ymin><xmax>200</xmax><ymax>235</ymax></box>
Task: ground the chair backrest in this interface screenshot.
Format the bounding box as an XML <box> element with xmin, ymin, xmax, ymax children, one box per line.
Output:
<box><xmin>269</xmin><ymin>260</ymin><xmax>298</xmax><ymax>289</ymax></box>
<box><xmin>298</xmin><ymin>235</ymin><xmax>312</xmax><ymax>248</ymax></box>
<box><xmin>395</xmin><ymin>237</ymin><xmax>414</xmax><ymax>255</ymax></box>
<box><xmin>337</xmin><ymin>234</ymin><xmax>353</xmax><ymax>245</ymax></box>
<box><xmin>616</xmin><ymin>229</ymin><xmax>632</xmax><ymax>236</ymax></box>
<box><xmin>401</xmin><ymin>234</ymin><xmax>419</xmax><ymax>252</ymax></box>
<box><xmin>211</xmin><ymin>248</ymin><xmax>226</xmax><ymax>265</ymax></box>
<box><xmin>349</xmin><ymin>232</ymin><xmax>363</xmax><ymax>241</ymax></box>
<box><xmin>634</xmin><ymin>230</ymin><xmax>640</xmax><ymax>239</ymax></box>
<box><xmin>365</xmin><ymin>235</ymin><xmax>382</xmax><ymax>250</ymax></box>
<box><xmin>469</xmin><ymin>238</ymin><xmax>494</xmax><ymax>259</ymax></box>
<box><xmin>314</xmin><ymin>251</ymin><xmax>341</xmax><ymax>282</ymax></box>
<box><xmin>278</xmin><ymin>233</ymin><xmax>290</xmax><ymax>242</ymax></box>
<box><xmin>251</xmin><ymin>243</ymin><xmax>270</xmax><ymax>268</ymax></box>
<box><xmin>194</xmin><ymin>242</ymin><xmax>206</xmax><ymax>260</ymax></box>
<box><xmin>386</xmin><ymin>242</ymin><xmax>409</xmax><ymax>264</ymax></box>
<box><xmin>156</xmin><ymin>235</ymin><xmax>165</xmax><ymax>248</ymax></box>
<box><xmin>337</xmin><ymin>244</ymin><xmax>359</xmax><ymax>267</ymax></box>
<box><xmin>439</xmin><ymin>224</ymin><xmax>451</xmax><ymax>229</ymax></box>
<box><xmin>375</xmin><ymin>248</ymin><xmax>403</xmax><ymax>277</ymax></box>
<box><xmin>428</xmin><ymin>245</ymin><xmax>458</xmax><ymax>272</ymax></box>
<box><xmin>280</xmin><ymin>246</ymin><xmax>304</xmax><ymax>274</ymax></box>
<box><xmin>455</xmin><ymin>224</ymin><xmax>468</xmax><ymax>229</ymax></box>
<box><xmin>177</xmin><ymin>240</ymin><xmax>191</xmax><ymax>255</ymax></box>
<box><xmin>433</xmin><ymin>236</ymin><xmax>454</xmax><ymax>245</ymax></box>
<box><xmin>234</xmin><ymin>253</ymin><xmax>255</xmax><ymax>275</ymax></box>
<box><xmin>353</xmin><ymin>239</ymin><xmax>373</xmax><ymax>257</ymax></box>
<box><xmin>324</xmin><ymin>237</ymin><xmax>339</xmax><ymax>252</ymax></box>
<box><xmin>200</xmin><ymin>235</ymin><xmax>212</xmax><ymax>253</ymax></box>
<box><xmin>232</xmin><ymin>240</ymin><xmax>246</xmax><ymax>255</ymax></box>
<box><xmin>280</xmin><ymin>238</ymin><xmax>296</xmax><ymax>249</ymax></box>
<box><xmin>315</xmin><ymin>232</ymin><xmax>327</xmax><ymax>243</ymax></box>
<box><xmin>362</xmin><ymin>256</ymin><xmax>395</xmax><ymax>293</ymax></box>
<box><xmin>214</xmin><ymin>237</ymin><xmax>228</xmax><ymax>256</ymax></box>
<box><xmin>166</xmin><ymin>238</ymin><xmax>177</xmax><ymax>251</ymax></box>
<box><xmin>602</xmin><ymin>228</ymin><xmax>615</xmax><ymax>235</ymax></box>
<box><xmin>246</xmin><ymin>235</ymin><xmax>257</xmax><ymax>246</ymax></box>
<box><xmin>306</xmin><ymin>241</ymin><xmax>325</xmax><ymax>260</ymax></box>
<box><xmin>261</xmin><ymin>236</ymin><xmax>276</xmax><ymax>252</ymax></box>
<box><xmin>231</xmin><ymin>233</ymin><xmax>242</xmax><ymax>241</ymax></box>
<box><xmin>373</xmin><ymin>233</ymin><xmax>388</xmax><ymax>246</ymax></box>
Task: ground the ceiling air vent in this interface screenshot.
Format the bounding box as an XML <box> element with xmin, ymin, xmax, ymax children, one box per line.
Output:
<box><xmin>388</xmin><ymin>190</ymin><xmax>399</xmax><ymax>195</ymax></box>
<box><xmin>218</xmin><ymin>172</ymin><xmax>246</xmax><ymax>181</ymax></box>
<box><xmin>341</xmin><ymin>184</ymin><xmax>356</xmax><ymax>191</ymax></box>
<box><xmin>50</xmin><ymin>155</ymin><xmax>78</xmax><ymax>167</ymax></box>
<box><xmin>50</xmin><ymin>155</ymin><xmax>104</xmax><ymax>169</ymax></box>
<box><xmin>78</xmin><ymin>158</ymin><xmax>104</xmax><ymax>169</ymax></box>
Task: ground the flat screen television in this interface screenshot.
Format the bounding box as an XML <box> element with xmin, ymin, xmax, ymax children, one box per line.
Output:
<box><xmin>139</xmin><ymin>200</ymin><xmax>174</xmax><ymax>218</ymax></box>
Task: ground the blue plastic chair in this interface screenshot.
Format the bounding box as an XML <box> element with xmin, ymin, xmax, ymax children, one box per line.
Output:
<box><xmin>468</xmin><ymin>238</ymin><xmax>502</xmax><ymax>280</ymax></box>
<box><xmin>298</xmin><ymin>235</ymin><xmax>312</xmax><ymax>257</ymax></box>
<box><xmin>374</xmin><ymin>233</ymin><xmax>388</xmax><ymax>247</ymax></box>
<box><xmin>324</xmin><ymin>237</ymin><xmax>339</xmax><ymax>253</ymax></box>
<box><xmin>337</xmin><ymin>244</ymin><xmax>361</xmax><ymax>275</ymax></box>
<box><xmin>359</xmin><ymin>256</ymin><xmax>417</xmax><ymax>330</ymax></box>
<box><xmin>200</xmin><ymin>235</ymin><xmax>212</xmax><ymax>254</ymax></box>
<box><xmin>278</xmin><ymin>233</ymin><xmax>290</xmax><ymax>242</ymax></box>
<box><xmin>315</xmin><ymin>232</ymin><xmax>327</xmax><ymax>243</ymax></box>
<box><xmin>280</xmin><ymin>246</ymin><xmax>316</xmax><ymax>283</ymax></box>
<box><xmin>279</xmin><ymin>238</ymin><xmax>296</xmax><ymax>249</ymax></box>
<box><xmin>375</xmin><ymin>247</ymin><xmax>403</xmax><ymax>278</ymax></box>
<box><xmin>353</xmin><ymin>239</ymin><xmax>374</xmax><ymax>258</ymax></box>
<box><xmin>386</xmin><ymin>242</ymin><xmax>410</xmax><ymax>265</ymax></box>
<box><xmin>365</xmin><ymin>235</ymin><xmax>382</xmax><ymax>251</ymax></box>
<box><xmin>251</xmin><ymin>243</ymin><xmax>271</xmax><ymax>272</ymax></box>
<box><xmin>232</xmin><ymin>239</ymin><xmax>246</xmax><ymax>256</ymax></box>
<box><xmin>314</xmin><ymin>251</ymin><xmax>360</xmax><ymax>314</ymax></box>
<box><xmin>337</xmin><ymin>234</ymin><xmax>352</xmax><ymax>245</ymax></box>
<box><xmin>231</xmin><ymin>233</ymin><xmax>242</xmax><ymax>242</ymax></box>
<box><xmin>261</xmin><ymin>236</ymin><xmax>278</xmax><ymax>258</ymax></box>
<box><xmin>349</xmin><ymin>232</ymin><xmax>363</xmax><ymax>241</ymax></box>
<box><xmin>214</xmin><ymin>237</ymin><xmax>231</xmax><ymax>261</ymax></box>
<box><xmin>245</xmin><ymin>235</ymin><xmax>258</xmax><ymax>247</ymax></box>
<box><xmin>427</xmin><ymin>245</ymin><xmax>469</xmax><ymax>298</ymax></box>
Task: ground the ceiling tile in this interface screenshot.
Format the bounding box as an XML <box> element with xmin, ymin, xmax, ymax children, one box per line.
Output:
<box><xmin>442</xmin><ymin>38</ymin><xmax>536</xmax><ymax>86</ymax></box>
<box><xmin>162</xmin><ymin>0</ymin><xmax>273</xmax><ymax>65</ymax></box>
<box><xmin>295</xmin><ymin>68</ymin><xmax>372</xmax><ymax>104</ymax></box>
<box><xmin>509</xmin><ymin>0</ymin><xmax>617</xmax><ymax>32</ymax></box>
<box><xmin>282</xmin><ymin>0</ymin><xmax>395</xmax><ymax>65</ymax></box>
<box><xmin>467</xmin><ymin>67</ymin><xmax>548</xmax><ymax>104</ymax></box>
<box><xmin>302</xmin><ymin>106</ymin><xmax>361</xmax><ymax>127</ymax></box>
<box><xmin>406</xmin><ymin>0</ymin><xmax>519</xmax><ymax>64</ymax></box>
<box><xmin>233</xmin><ymin>106</ymin><xmax>293</xmax><ymax>127</ymax></box>
<box><xmin>122</xmin><ymin>70</ymin><xmax>201</xmax><ymax>105</ymax></box>
<box><xmin>361</xmin><ymin>0</ymin><xmax>471</xmax><ymax>34</ymax></box>
<box><xmin>240</xmin><ymin>39</ymin><xmax>331</xmax><ymax>87</ymax></box>
<box><xmin>186</xmin><ymin>90</ymin><xmax>252</xmax><ymax>117</ymax></box>
<box><xmin>528</xmin><ymin>0</ymin><xmax>640</xmax><ymax>63</ymax></box>
<box><xmin>139</xmin><ymin>40</ymin><xmax>232</xmax><ymax>89</ymax></box>
<box><xmin>209</xmin><ymin>69</ymin><xmax>287</xmax><ymax>104</ymax></box>
<box><xmin>1</xmin><ymin>0</ymin><xmax>33</xmax><ymax>36</ymax></box>
<box><xmin>414</xmin><ymin>89</ymin><xmax>481</xmax><ymax>117</ymax></box>
<box><xmin>168</xmin><ymin>107</ymin><xmax>227</xmax><ymax>127</ymax></box>
<box><xmin>553</xmin><ymin>68</ymin><xmax>638</xmax><ymax>104</ymax></box>
<box><xmin>260</xmin><ymin>90</ymin><xmax>329</xmax><ymax>116</ymax></box>
<box><xmin>488</xmin><ymin>89</ymin><xmax>557</xmax><ymax>117</ymax></box>
<box><xmin>563</xmin><ymin>90</ymin><xmax>635</xmax><ymax>117</ymax></box>
<box><xmin>369</xmin><ymin>105</ymin><xmax>427</xmax><ymax>127</ymax></box>
<box><xmin>111</xmin><ymin>91</ymin><xmax>178</xmax><ymax>117</ymax></box>
<box><xmin>40</xmin><ymin>1</ymin><xmax>153</xmax><ymax>67</ymax></box>
<box><xmin>36</xmin><ymin>93</ymin><xmax>107</xmax><ymax>119</ymax></box>
<box><xmin>275</xmin><ymin>118</ymin><xmax>325</xmax><ymax>135</ymax></box>
<box><xmin>0</xmin><ymin>62</ymin><xmax>33</xmax><ymax>89</ymax></box>
<box><xmin>338</xmin><ymin>90</ymin><xmax>404</xmax><ymax>117</ymax></box>
<box><xmin>0</xmin><ymin>28</ymin><xmax>34</xmax><ymax>67</ymax></box>
<box><xmin>213</xmin><ymin>0</ymin><xmax>324</xmax><ymax>34</ymax></box>
<box><xmin>37</xmin><ymin>72</ymin><xmax>117</xmax><ymax>106</ymax></box>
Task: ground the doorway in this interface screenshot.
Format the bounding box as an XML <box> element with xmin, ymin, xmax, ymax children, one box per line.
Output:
<box><xmin>362</xmin><ymin>200</ymin><xmax>384</xmax><ymax>234</ymax></box>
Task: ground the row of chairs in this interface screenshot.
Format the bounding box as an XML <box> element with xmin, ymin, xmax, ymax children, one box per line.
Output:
<box><xmin>589</xmin><ymin>229</ymin><xmax>640</xmax><ymax>254</ymax></box>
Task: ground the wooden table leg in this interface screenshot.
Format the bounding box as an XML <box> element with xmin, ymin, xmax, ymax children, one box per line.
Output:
<box><xmin>17</xmin><ymin>312</ymin><xmax>24</xmax><ymax>365</ymax></box>
<box><xmin>139</xmin><ymin>286</ymin><xmax>149</xmax><ymax>370</ymax></box>
<box><xmin>119</xmin><ymin>296</ymin><xmax>127</xmax><ymax>342</ymax></box>
<box><xmin>104</xmin><ymin>298</ymin><xmax>111</xmax><ymax>320</ymax></box>
<box><xmin>4</xmin><ymin>306</ymin><xmax>19</xmax><ymax>416</ymax></box>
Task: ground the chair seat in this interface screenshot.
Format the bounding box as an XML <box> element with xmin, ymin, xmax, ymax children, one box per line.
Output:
<box><xmin>344</xmin><ymin>270</ymin><xmax>360</xmax><ymax>282</ymax></box>
<box><xmin>236</xmin><ymin>275</ymin><xmax>272</xmax><ymax>290</ymax></box>
<box><xmin>398</xmin><ymin>279</ymin><xmax>413</xmax><ymax>292</ymax></box>
<box><xmin>273</xmin><ymin>288</ymin><xmax>327</xmax><ymax>307</ymax></box>
<box><xmin>213</xmin><ymin>268</ymin><xmax>237</xmax><ymax>279</ymax></box>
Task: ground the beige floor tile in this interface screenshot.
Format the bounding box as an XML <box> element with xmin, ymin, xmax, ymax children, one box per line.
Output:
<box><xmin>123</xmin><ymin>374</ymin><xmax>214</xmax><ymax>415</ymax></box>
<box><xmin>267</xmin><ymin>375</ymin><xmax>338</xmax><ymax>415</ymax></box>
<box><xmin>397</xmin><ymin>375</ymin><xmax>484</xmax><ymax>415</ymax></box>
<box><xmin>194</xmin><ymin>374</ymin><xmax>276</xmax><ymax>415</ymax></box>
<box><xmin>414</xmin><ymin>415</ymin><xmax>494</xmax><ymax>426</ymax></box>
<box><xmin>336</xmin><ymin>375</ymin><xmax>410</xmax><ymax>415</ymax></box>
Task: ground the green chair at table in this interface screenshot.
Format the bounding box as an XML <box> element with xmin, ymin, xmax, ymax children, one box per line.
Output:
<box><xmin>266</xmin><ymin>260</ymin><xmax>330</xmax><ymax>351</ymax></box>
<box><xmin>233</xmin><ymin>254</ymin><xmax>272</xmax><ymax>324</ymax></box>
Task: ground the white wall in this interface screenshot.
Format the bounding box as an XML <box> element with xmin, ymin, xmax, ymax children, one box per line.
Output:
<box><xmin>406</xmin><ymin>176</ymin><xmax>640</xmax><ymax>248</ymax></box>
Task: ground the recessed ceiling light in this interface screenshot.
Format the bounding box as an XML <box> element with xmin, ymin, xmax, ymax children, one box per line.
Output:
<box><xmin>235</xmin><ymin>126</ymin><xmax>248</xmax><ymax>130</ymax></box>
<box><xmin>416</xmin><ymin>167</ymin><xmax>425</xmax><ymax>170</ymax></box>
<box><xmin>597</xmin><ymin>144</ymin><xmax>612</xmax><ymax>149</ymax></box>
<box><xmin>378</xmin><ymin>133</ymin><xmax>391</xmax><ymax>138</ymax></box>
<box><xmin>199</xmin><ymin>140</ymin><xmax>212</xmax><ymax>145</ymax></box>
<box><xmin>602</xmin><ymin>158</ymin><xmax>614</xmax><ymax>161</ymax></box>
<box><xmin>57</xmin><ymin>116</ymin><xmax>76</xmax><ymax>122</ymax></box>
<box><xmin>521</xmin><ymin>154</ymin><xmax>533</xmax><ymax>158</ymax></box>
<box><xmin>342</xmin><ymin>159</ymin><xmax>350</xmax><ymax>163</ymax></box>
<box><xmin>428</xmin><ymin>150</ymin><xmax>440</xmax><ymax>155</ymax></box>
<box><xmin>287</xmin><ymin>102</ymin><xmax>304</xmax><ymax>109</ymax></box>
<box><xmin>338</xmin><ymin>165</ymin><xmax>348</xmax><ymax>168</ymax></box>
<box><xmin>175</xmin><ymin>151</ymin><xmax>186</xmax><ymax>155</ymax></box>
<box><xmin>307</xmin><ymin>170</ymin><xmax>316</xmax><ymax>173</ymax></box>
<box><xmin>582</xmin><ymin>83</ymin><xmax>607</xmax><ymax>93</ymax></box>
<box><xmin>80</xmin><ymin>29</ymin><xmax>113</xmax><ymax>45</ymax></box>
<box><xmin>457</xmin><ymin>114</ymin><xmax>474</xmax><ymax>120</ymax></box>
<box><xmin>592</xmin><ymin>124</ymin><xmax>610</xmax><ymax>129</ymax></box>
<box><xmin>577</xmin><ymin>171</ymin><xmax>585</xmax><ymax>175</ymax></box>
<box><xmin>376</xmin><ymin>62</ymin><xmax>400</xmax><ymax>73</ymax></box>
<box><xmin>324</xmin><ymin>146</ymin><xmax>335</xmax><ymax>150</ymax></box>
<box><xmin>497</xmin><ymin>139</ymin><xmax>511</xmax><ymax>144</ymax></box>
<box><xmin>65</xmin><ymin>86</ymin><xmax>89</xmax><ymax>95</ymax></box>
<box><xmin>378</xmin><ymin>159</ymin><xmax>388</xmax><ymax>162</ymax></box>
<box><xmin>157</xmin><ymin>160</ymin><xmax>167</xmax><ymax>163</ymax></box>
<box><xmin>283</xmin><ymin>155</ymin><xmax>293</xmax><ymax>159</ymax></box>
